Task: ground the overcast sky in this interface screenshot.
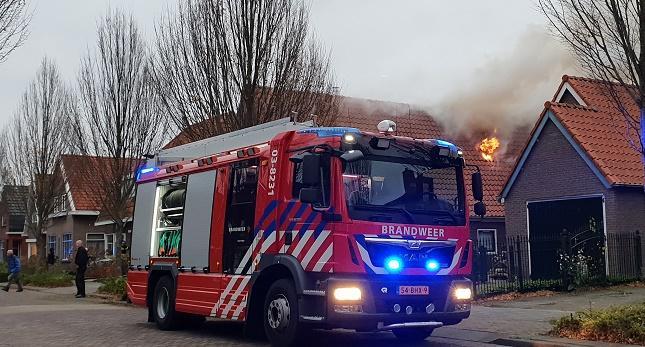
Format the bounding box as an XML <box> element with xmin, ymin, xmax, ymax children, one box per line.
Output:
<box><xmin>0</xmin><ymin>0</ymin><xmax>575</xmax><ymax>129</ymax></box>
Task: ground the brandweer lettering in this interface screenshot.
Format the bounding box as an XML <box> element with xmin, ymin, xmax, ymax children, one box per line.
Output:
<box><xmin>381</xmin><ymin>225</ymin><xmax>444</xmax><ymax>237</ymax></box>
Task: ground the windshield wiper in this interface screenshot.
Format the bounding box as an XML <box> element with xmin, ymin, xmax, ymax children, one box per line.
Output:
<box><xmin>351</xmin><ymin>204</ymin><xmax>416</xmax><ymax>223</ymax></box>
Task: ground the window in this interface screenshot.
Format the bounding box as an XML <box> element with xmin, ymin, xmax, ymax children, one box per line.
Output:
<box><xmin>47</xmin><ymin>235</ymin><xmax>57</xmax><ymax>256</ymax></box>
<box><xmin>477</xmin><ymin>229</ymin><xmax>497</xmax><ymax>253</ymax></box>
<box><xmin>86</xmin><ymin>233</ymin><xmax>106</xmax><ymax>257</ymax></box>
<box><xmin>106</xmin><ymin>234</ymin><xmax>114</xmax><ymax>256</ymax></box>
<box><xmin>343</xmin><ymin>159</ymin><xmax>465</xmax><ymax>225</ymax></box>
<box><xmin>223</xmin><ymin>160</ymin><xmax>259</xmax><ymax>274</ymax></box>
<box><xmin>1</xmin><ymin>216</ymin><xmax>6</xmax><ymax>227</ymax></box>
<box><xmin>53</xmin><ymin>194</ymin><xmax>67</xmax><ymax>213</ymax></box>
<box><xmin>292</xmin><ymin>162</ymin><xmax>304</xmax><ymax>198</ymax></box>
<box><xmin>292</xmin><ymin>155</ymin><xmax>331</xmax><ymax>208</ymax></box>
<box><xmin>62</xmin><ymin>234</ymin><xmax>73</xmax><ymax>260</ymax></box>
<box><xmin>0</xmin><ymin>242</ymin><xmax>4</xmax><ymax>263</ymax></box>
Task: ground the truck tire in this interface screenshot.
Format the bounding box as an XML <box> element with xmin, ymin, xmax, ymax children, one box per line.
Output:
<box><xmin>392</xmin><ymin>328</ymin><xmax>433</xmax><ymax>342</ymax></box>
<box><xmin>263</xmin><ymin>279</ymin><xmax>304</xmax><ymax>347</ymax></box>
<box><xmin>152</xmin><ymin>276</ymin><xmax>180</xmax><ymax>330</ymax></box>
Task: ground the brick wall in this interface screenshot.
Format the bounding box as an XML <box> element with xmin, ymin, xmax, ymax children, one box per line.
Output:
<box><xmin>504</xmin><ymin>120</ymin><xmax>609</xmax><ymax>237</ymax></box>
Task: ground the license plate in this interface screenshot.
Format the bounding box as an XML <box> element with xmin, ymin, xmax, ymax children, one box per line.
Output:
<box><xmin>398</xmin><ymin>285</ymin><xmax>429</xmax><ymax>295</ymax></box>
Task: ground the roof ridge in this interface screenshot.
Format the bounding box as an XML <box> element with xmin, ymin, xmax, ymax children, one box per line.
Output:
<box><xmin>545</xmin><ymin>100</ymin><xmax>598</xmax><ymax>112</ymax></box>
<box><xmin>562</xmin><ymin>74</ymin><xmax>635</xmax><ymax>89</ymax></box>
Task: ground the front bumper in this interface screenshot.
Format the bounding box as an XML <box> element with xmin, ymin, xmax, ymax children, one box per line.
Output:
<box><xmin>298</xmin><ymin>275</ymin><xmax>472</xmax><ymax>331</ymax></box>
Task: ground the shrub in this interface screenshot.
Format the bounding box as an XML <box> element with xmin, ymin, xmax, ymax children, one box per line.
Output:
<box><xmin>0</xmin><ymin>262</ymin><xmax>8</xmax><ymax>282</ymax></box>
<box><xmin>86</xmin><ymin>261</ymin><xmax>121</xmax><ymax>279</ymax></box>
<box><xmin>23</xmin><ymin>272</ymin><xmax>74</xmax><ymax>288</ymax></box>
<box><xmin>98</xmin><ymin>276</ymin><xmax>126</xmax><ymax>296</ymax></box>
<box><xmin>551</xmin><ymin>302</ymin><xmax>645</xmax><ymax>345</ymax></box>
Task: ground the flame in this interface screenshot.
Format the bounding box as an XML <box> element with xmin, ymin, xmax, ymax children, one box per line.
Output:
<box><xmin>479</xmin><ymin>137</ymin><xmax>500</xmax><ymax>162</ymax></box>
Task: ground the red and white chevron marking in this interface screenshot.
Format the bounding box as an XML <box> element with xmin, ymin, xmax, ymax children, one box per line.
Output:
<box><xmin>281</xmin><ymin>229</ymin><xmax>334</xmax><ymax>273</ymax></box>
<box><xmin>211</xmin><ymin>229</ymin><xmax>278</xmax><ymax>320</ymax></box>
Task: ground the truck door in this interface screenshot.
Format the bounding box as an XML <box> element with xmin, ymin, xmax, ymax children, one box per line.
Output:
<box><xmin>287</xmin><ymin>155</ymin><xmax>334</xmax><ymax>272</ymax></box>
<box><xmin>216</xmin><ymin>159</ymin><xmax>260</xmax><ymax>320</ymax></box>
<box><xmin>174</xmin><ymin>170</ymin><xmax>219</xmax><ymax>316</ymax></box>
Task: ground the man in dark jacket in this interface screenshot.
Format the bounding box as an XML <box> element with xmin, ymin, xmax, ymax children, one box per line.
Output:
<box><xmin>74</xmin><ymin>240</ymin><xmax>89</xmax><ymax>298</ymax></box>
<box><xmin>2</xmin><ymin>250</ymin><xmax>23</xmax><ymax>292</ymax></box>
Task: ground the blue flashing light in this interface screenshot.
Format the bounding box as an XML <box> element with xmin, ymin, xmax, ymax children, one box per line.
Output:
<box><xmin>136</xmin><ymin>166</ymin><xmax>158</xmax><ymax>180</ymax></box>
<box><xmin>140</xmin><ymin>167</ymin><xmax>156</xmax><ymax>174</ymax></box>
<box><xmin>434</xmin><ymin>139</ymin><xmax>456</xmax><ymax>148</ymax></box>
<box><xmin>298</xmin><ymin>127</ymin><xmax>360</xmax><ymax>138</ymax></box>
<box><xmin>426</xmin><ymin>260</ymin><xmax>440</xmax><ymax>271</ymax></box>
<box><xmin>384</xmin><ymin>256</ymin><xmax>403</xmax><ymax>272</ymax></box>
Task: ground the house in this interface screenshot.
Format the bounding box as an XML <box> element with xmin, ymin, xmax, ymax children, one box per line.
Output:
<box><xmin>0</xmin><ymin>185</ymin><xmax>29</xmax><ymax>260</ymax></box>
<box><xmin>501</xmin><ymin>75</ymin><xmax>645</xmax><ymax>279</ymax></box>
<box><xmin>163</xmin><ymin>95</ymin><xmax>528</xmax><ymax>249</ymax></box>
<box><xmin>45</xmin><ymin>154</ymin><xmax>132</xmax><ymax>261</ymax></box>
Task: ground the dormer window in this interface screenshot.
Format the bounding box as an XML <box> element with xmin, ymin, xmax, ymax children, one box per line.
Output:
<box><xmin>53</xmin><ymin>194</ymin><xmax>67</xmax><ymax>213</ymax></box>
<box><xmin>559</xmin><ymin>89</ymin><xmax>580</xmax><ymax>105</ymax></box>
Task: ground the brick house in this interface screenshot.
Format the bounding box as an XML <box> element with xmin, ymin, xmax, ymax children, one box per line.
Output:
<box><xmin>501</xmin><ymin>75</ymin><xmax>644</xmax><ymax>279</ymax></box>
<box><xmin>164</xmin><ymin>95</ymin><xmax>527</xmax><ymax>250</ymax></box>
<box><xmin>45</xmin><ymin>154</ymin><xmax>132</xmax><ymax>261</ymax></box>
<box><xmin>0</xmin><ymin>185</ymin><xmax>29</xmax><ymax>261</ymax></box>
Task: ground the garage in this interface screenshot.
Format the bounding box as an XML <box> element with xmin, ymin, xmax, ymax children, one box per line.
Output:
<box><xmin>527</xmin><ymin>196</ymin><xmax>605</xmax><ymax>280</ymax></box>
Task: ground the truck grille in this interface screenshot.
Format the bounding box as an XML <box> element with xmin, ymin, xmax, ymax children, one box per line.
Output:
<box><xmin>363</xmin><ymin>238</ymin><xmax>456</xmax><ymax>269</ymax></box>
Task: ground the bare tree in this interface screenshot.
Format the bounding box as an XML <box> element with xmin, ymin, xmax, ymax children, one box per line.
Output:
<box><xmin>539</xmin><ymin>0</ymin><xmax>644</xmax><ymax>181</ymax></box>
<box><xmin>0</xmin><ymin>128</ymin><xmax>12</xmax><ymax>185</ymax></box>
<box><xmin>0</xmin><ymin>0</ymin><xmax>30</xmax><ymax>63</ymax></box>
<box><xmin>152</xmin><ymin>0</ymin><xmax>338</xmax><ymax>142</ymax></box>
<box><xmin>6</xmin><ymin>57</ymin><xmax>74</xmax><ymax>260</ymax></box>
<box><xmin>76</xmin><ymin>9</ymin><xmax>165</xmax><ymax>272</ymax></box>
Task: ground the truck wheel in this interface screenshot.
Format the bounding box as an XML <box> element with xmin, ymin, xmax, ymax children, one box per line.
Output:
<box><xmin>263</xmin><ymin>279</ymin><xmax>303</xmax><ymax>347</ymax></box>
<box><xmin>392</xmin><ymin>328</ymin><xmax>433</xmax><ymax>342</ymax></box>
<box><xmin>153</xmin><ymin>276</ymin><xmax>180</xmax><ymax>330</ymax></box>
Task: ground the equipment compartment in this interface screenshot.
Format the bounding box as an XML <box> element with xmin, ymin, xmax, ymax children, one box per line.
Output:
<box><xmin>152</xmin><ymin>176</ymin><xmax>187</xmax><ymax>257</ymax></box>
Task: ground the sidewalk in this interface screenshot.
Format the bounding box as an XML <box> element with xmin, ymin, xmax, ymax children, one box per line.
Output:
<box><xmin>0</xmin><ymin>279</ymin><xmax>101</xmax><ymax>296</ymax></box>
<box><xmin>435</xmin><ymin>284</ymin><xmax>645</xmax><ymax>346</ymax></box>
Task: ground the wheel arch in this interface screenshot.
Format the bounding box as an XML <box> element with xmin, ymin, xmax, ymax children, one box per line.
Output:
<box><xmin>146</xmin><ymin>264</ymin><xmax>178</xmax><ymax>315</ymax></box>
<box><xmin>246</xmin><ymin>255</ymin><xmax>306</xmax><ymax>328</ymax></box>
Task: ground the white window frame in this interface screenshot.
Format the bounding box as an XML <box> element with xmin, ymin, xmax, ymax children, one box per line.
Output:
<box><xmin>47</xmin><ymin>235</ymin><xmax>58</xmax><ymax>257</ymax></box>
<box><xmin>477</xmin><ymin>229</ymin><xmax>498</xmax><ymax>254</ymax></box>
<box><xmin>86</xmin><ymin>233</ymin><xmax>122</xmax><ymax>258</ymax></box>
<box><xmin>62</xmin><ymin>233</ymin><xmax>73</xmax><ymax>260</ymax></box>
<box><xmin>1</xmin><ymin>215</ymin><xmax>6</xmax><ymax>227</ymax></box>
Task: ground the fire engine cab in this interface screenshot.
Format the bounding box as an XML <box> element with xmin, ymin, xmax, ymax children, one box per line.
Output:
<box><xmin>127</xmin><ymin>118</ymin><xmax>486</xmax><ymax>346</ymax></box>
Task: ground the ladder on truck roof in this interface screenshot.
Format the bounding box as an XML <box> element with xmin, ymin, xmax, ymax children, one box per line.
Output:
<box><xmin>154</xmin><ymin>117</ymin><xmax>315</xmax><ymax>165</ymax></box>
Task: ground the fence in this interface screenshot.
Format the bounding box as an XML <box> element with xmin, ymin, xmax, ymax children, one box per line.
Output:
<box><xmin>470</xmin><ymin>231</ymin><xmax>642</xmax><ymax>298</ymax></box>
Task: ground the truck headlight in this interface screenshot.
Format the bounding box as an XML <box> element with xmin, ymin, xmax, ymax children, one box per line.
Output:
<box><xmin>454</xmin><ymin>287</ymin><xmax>472</xmax><ymax>300</ymax></box>
<box><xmin>333</xmin><ymin>287</ymin><xmax>362</xmax><ymax>301</ymax></box>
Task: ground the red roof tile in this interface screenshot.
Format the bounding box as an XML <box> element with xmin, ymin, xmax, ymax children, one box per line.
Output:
<box><xmin>163</xmin><ymin>95</ymin><xmax>526</xmax><ymax>218</ymax></box>
<box><xmin>333</xmin><ymin>96</ymin><xmax>525</xmax><ymax>218</ymax></box>
<box><xmin>553</xmin><ymin>76</ymin><xmax>643</xmax><ymax>186</ymax></box>
<box><xmin>61</xmin><ymin>155</ymin><xmax>139</xmax><ymax>213</ymax></box>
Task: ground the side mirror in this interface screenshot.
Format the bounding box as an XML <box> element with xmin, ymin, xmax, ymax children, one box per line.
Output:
<box><xmin>302</xmin><ymin>154</ymin><xmax>321</xmax><ymax>186</ymax></box>
<box><xmin>300</xmin><ymin>188</ymin><xmax>323</xmax><ymax>205</ymax></box>
<box><xmin>472</xmin><ymin>171</ymin><xmax>483</xmax><ymax>202</ymax></box>
<box><xmin>340</xmin><ymin>150</ymin><xmax>364</xmax><ymax>163</ymax></box>
<box><xmin>474</xmin><ymin>201</ymin><xmax>486</xmax><ymax>217</ymax></box>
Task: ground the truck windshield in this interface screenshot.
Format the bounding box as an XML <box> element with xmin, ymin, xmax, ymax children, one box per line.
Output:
<box><xmin>343</xmin><ymin>159</ymin><xmax>466</xmax><ymax>226</ymax></box>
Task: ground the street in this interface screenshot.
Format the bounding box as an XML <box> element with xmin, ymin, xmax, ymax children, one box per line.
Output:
<box><xmin>2</xmin><ymin>283</ymin><xmax>643</xmax><ymax>347</ymax></box>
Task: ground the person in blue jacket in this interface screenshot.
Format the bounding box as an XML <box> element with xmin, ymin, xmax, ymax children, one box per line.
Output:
<box><xmin>2</xmin><ymin>250</ymin><xmax>23</xmax><ymax>292</ymax></box>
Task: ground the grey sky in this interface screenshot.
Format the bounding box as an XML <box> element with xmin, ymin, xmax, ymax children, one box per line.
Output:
<box><xmin>0</xmin><ymin>1</ymin><xmax>573</xmax><ymax>129</ymax></box>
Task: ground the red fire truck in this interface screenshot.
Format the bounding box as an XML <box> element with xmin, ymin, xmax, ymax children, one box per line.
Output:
<box><xmin>127</xmin><ymin>118</ymin><xmax>486</xmax><ymax>346</ymax></box>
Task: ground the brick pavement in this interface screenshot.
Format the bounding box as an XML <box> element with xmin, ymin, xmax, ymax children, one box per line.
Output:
<box><xmin>0</xmin><ymin>283</ymin><xmax>643</xmax><ymax>347</ymax></box>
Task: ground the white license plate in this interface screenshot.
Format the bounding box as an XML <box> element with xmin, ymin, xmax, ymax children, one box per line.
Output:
<box><xmin>398</xmin><ymin>285</ymin><xmax>429</xmax><ymax>296</ymax></box>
